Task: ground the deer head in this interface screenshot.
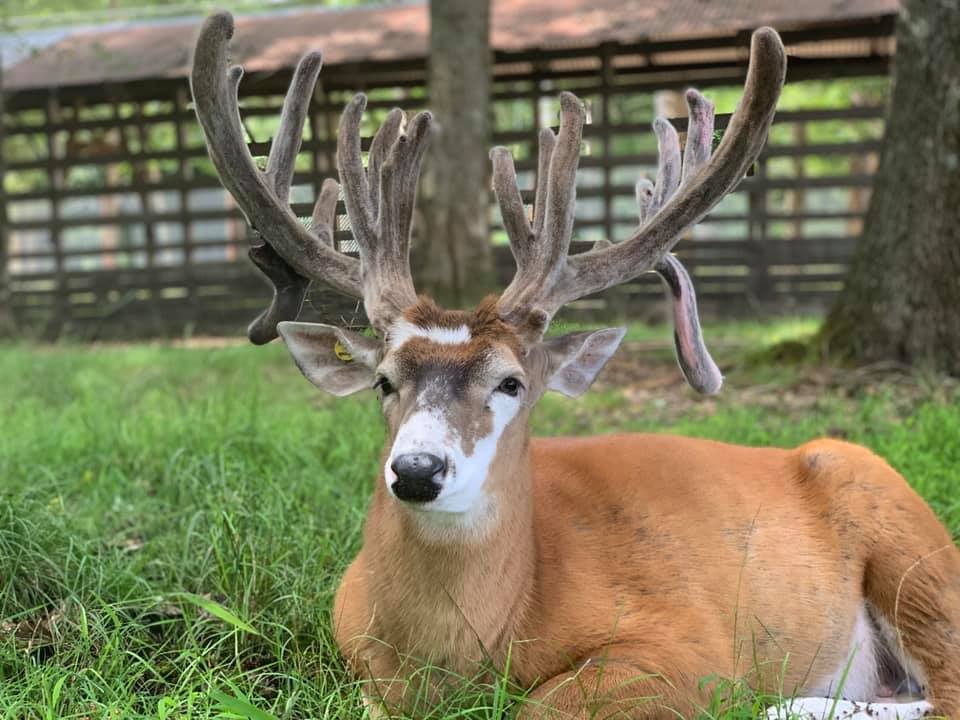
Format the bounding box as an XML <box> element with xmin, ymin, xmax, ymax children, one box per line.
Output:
<box><xmin>191</xmin><ymin>13</ymin><xmax>785</xmax><ymax>528</ymax></box>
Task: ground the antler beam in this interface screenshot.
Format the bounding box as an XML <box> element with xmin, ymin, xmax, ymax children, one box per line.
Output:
<box><xmin>193</xmin><ymin>12</ymin><xmax>435</xmax><ymax>341</ymax></box>
<box><xmin>191</xmin><ymin>12</ymin><xmax>362</xmax><ymax>343</ymax></box>
<box><xmin>492</xmin><ymin>27</ymin><xmax>786</xmax><ymax>336</ymax></box>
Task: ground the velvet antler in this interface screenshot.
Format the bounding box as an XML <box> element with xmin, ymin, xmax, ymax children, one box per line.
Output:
<box><xmin>491</xmin><ymin>28</ymin><xmax>787</xmax><ymax>342</ymax></box>
<box><xmin>191</xmin><ymin>11</ymin><xmax>433</xmax><ymax>340</ymax></box>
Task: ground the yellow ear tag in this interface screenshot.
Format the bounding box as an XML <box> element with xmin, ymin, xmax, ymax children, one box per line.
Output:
<box><xmin>334</xmin><ymin>340</ymin><xmax>353</xmax><ymax>363</ymax></box>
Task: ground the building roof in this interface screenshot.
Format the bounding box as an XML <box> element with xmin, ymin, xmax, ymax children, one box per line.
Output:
<box><xmin>4</xmin><ymin>0</ymin><xmax>898</xmax><ymax>92</ymax></box>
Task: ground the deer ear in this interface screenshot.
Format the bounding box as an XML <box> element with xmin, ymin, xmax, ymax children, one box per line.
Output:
<box><xmin>277</xmin><ymin>322</ymin><xmax>382</xmax><ymax>396</ymax></box>
<box><xmin>540</xmin><ymin>328</ymin><xmax>626</xmax><ymax>398</ymax></box>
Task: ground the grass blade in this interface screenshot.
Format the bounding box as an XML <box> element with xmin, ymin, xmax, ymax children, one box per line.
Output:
<box><xmin>210</xmin><ymin>689</ymin><xmax>279</xmax><ymax>720</ymax></box>
<box><xmin>174</xmin><ymin>593</ymin><xmax>259</xmax><ymax>635</ymax></box>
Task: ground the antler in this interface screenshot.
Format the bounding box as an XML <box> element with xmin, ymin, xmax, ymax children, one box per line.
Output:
<box><xmin>336</xmin><ymin>97</ymin><xmax>433</xmax><ymax>331</ymax></box>
<box><xmin>490</xmin><ymin>91</ymin><xmax>583</xmax><ymax>335</ymax></box>
<box><xmin>492</xmin><ymin>27</ymin><xmax>786</xmax><ymax>337</ymax></box>
<box><xmin>191</xmin><ymin>12</ymin><xmax>432</xmax><ymax>340</ymax></box>
<box><xmin>191</xmin><ymin>12</ymin><xmax>360</xmax><ymax>344</ymax></box>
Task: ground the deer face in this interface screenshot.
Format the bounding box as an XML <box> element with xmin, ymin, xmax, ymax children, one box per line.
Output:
<box><xmin>278</xmin><ymin>298</ymin><xmax>625</xmax><ymax>525</ymax></box>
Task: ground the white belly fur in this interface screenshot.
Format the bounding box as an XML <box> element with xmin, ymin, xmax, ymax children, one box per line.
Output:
<box><xmin>770</xmin><ymin>602</ymin><xmax>930</xmax><ymax>720</ymax></box>
<box><xmin>767</xmin><ymin>697</ymin><xmax>933</xmax><ymax>720</ymax></box>
<box><xmin>809</xmin><ymin>603</ymin><xmax>881</xmax><ymax>700</ymax></box>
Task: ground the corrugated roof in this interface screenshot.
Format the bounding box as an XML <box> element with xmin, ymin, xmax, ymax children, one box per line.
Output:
<box><xmin>5</xmin><ymin>0</ymin><xmax>898</xmax><ymax>91</ymax></box>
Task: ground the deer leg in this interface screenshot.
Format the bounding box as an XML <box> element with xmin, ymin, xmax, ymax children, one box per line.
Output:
<box><xmin>516</xmin><ymin>644</ymin><xmax>711</xmax><ymax>719</ymax></box>
<box><xmin>860</xmin><ymin>476</ymin><xmax>960</xmax><ymax>717</ymax></box>
<box><xmin>334</xmin><ymin>557</ymin><xmax>407</xmax><ymax>716</ymax></box>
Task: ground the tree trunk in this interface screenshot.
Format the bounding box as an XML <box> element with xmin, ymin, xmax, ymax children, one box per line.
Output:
<box><xmin>0</xmin><ymin>60</ymin><xmax>16</xmax><ymax>338</ymax></box>
<box><xmin>0</xmin><ymin>224</ymin><xmax>13</xmax><ymax>338</ymax></box>
<box><xmin>820</xmin><ymin>0</ymin><xmax>960</xmax><ymax>374</ymax></box>
<box><xmin>416</xmin><ymin>0</ymin><xmax>493</xmax><ymax>307</ymax></box>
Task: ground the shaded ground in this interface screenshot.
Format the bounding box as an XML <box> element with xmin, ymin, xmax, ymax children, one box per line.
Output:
<box><xmin>592</xmin><ymin>338</ymin><xmax>959</xmax><ymax>429</ymax></box>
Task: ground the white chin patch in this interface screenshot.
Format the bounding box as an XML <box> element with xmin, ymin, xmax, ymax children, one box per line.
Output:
<box><xmin>385</xmin><ymin>392</ymin><xmax>519</xmax><ymax>522</ymax></box>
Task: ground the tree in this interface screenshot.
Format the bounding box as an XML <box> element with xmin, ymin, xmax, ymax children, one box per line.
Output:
<box><xmin>416</xmin><ymin>0</ymin><xmax>493</xmax><ymax>306</ymax></box>
<box><xmin>0</xmin><ymin>60</ymin><xmax>16</xmax><ymax>337</ymax></box>
<box><xmin>819</xmin><ymin>0</ymin><xmax>960</xmax><ymax>375</ymax></box>
<box><xmin>0</xmin><ymin>209</ymin><xmax>12</xmax><ymax>338</ymax></box>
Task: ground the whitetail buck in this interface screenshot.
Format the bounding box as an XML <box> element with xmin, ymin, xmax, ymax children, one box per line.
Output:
<box><xmin>191</xmin><ymin>13</ymin><xmax>960</xmax><ymax>719</ymax></box>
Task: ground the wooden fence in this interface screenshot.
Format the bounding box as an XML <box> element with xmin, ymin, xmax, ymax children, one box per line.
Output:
<box><xmin>2</xmin><ymin>66</ymin><xmax>884</xmax><ymax>338</ymax></box>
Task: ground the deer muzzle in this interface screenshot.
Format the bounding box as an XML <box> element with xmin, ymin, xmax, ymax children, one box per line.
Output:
<box><xmin>390</xmin><ymin>453</ymin><xmax>447</xmax><ymax>503</ymax></box>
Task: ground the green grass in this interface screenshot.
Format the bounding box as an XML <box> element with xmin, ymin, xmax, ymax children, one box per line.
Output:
<box><xmin>0</xmin><ymin>318</ymin><xmax>957</xmax><ymax>718</ymax></box>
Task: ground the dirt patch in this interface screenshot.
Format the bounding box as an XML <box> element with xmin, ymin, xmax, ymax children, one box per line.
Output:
<box><xmin>591</xmin><ymin>341</ymin><xmax>959</xmax><ymax>426</ymax></box>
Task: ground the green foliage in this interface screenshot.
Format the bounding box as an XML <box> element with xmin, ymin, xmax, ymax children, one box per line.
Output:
<box><xmin>0</xmin><ymin>318</ymin><xmax>956</xmax><ymax>717</ymax></box>
<box><xmin>2</xmin><ymin>0</ymin><xmax>379</xmax><ymax>31</ymax></box>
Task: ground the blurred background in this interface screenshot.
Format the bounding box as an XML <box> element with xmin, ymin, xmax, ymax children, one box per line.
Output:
<box><xmin>4</xmin><ymin>0</ymin><xmax>953</xmax><ymax>366</ymax></box>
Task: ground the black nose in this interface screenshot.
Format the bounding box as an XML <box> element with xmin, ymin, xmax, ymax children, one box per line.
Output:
<box><xmin>390</xmin><ymin>453</ymin><xmax>446</xmax><ymax>503</ymax></box>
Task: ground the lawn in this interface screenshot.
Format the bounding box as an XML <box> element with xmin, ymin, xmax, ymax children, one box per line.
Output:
<box><xmin>1</xmin><ymin>318</ymin><xmax>958</xmax><ymax>719</ymax></box>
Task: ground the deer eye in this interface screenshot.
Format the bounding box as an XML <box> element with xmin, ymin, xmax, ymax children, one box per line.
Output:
<box><xmin>496</xmin><ymin>377</ymin><xmax>523</xmax><ymax>397</ymax></box>
<box><xmin>374</xmin><ymin>376</ymin><xmax>396</xmax><ymax>397</ymax></box>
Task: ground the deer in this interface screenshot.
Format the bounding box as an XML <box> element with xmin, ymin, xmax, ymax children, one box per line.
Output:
<box><xmin>191</xmin><ymin>13</ymin><xmax>960</xmax><ymax>719</ymax></box>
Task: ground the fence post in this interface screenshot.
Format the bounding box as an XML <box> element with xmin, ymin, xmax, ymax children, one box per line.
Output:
<box><xmin>174</xmin><ymin>86</ymin><xmax>197</xmax><ymax>329</ymax></box>
<box><xmin>44</xmin><ymin>92</ymin><xmax>66</xmax><ymax>340</ymax></box>
<box><xmin>747</xmin><ymin>154</ymin><xmax>773</xmax><ymax>307</ymax></box>
<box><xmin>600</xmin><ymin>43</ymin><xmax>615</xmax><ymax>243</ymax></box>
<box><xmin>133</xmin><ymin>98</ymin><xmax>166</xmax><ymax>335</ymax></box>
<box><xmin>0</xmin><ymin>56</ymin><xmax>15</xmax><ymax>336</ymax></box>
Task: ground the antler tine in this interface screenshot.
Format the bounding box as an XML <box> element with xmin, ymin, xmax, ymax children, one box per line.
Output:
<box><xmin>247</xmin><ymin>243</ymin><xmax>311</xmax><ymax>345</ymax></box>
<box><xmin>336</xmin><ymin>95</ymin><xmax>377</xmax><ymax>246</ymax></box>
<box><xmin>191</xmin><ymin>12</ymin><xmax>362</xmax><ymax>344</ymax></box>
<box><xmin>491</xmin><ymin>147</ymin><xmax>533</xmax><ymax>264</ymax></box>
<box><xmin>640</xmin><ymin>91</ymin><xmax>714</xmax><ymax>228</ymax></box>
<box><xmin>367</xmin><ymin>108</ymin><xmax>404</xmax><ymax>217</ymax></box>
<box><xmin>378</xmin><ymin>110</ymin><xmax>433</xmax><ymax>260</ymax></box>
<box><xmin>310</xmin><ymin>176</ymin><xmax>340</xmax><ymax>243</ymax></box>
<box><xmin>652</xmin><ymin>117</ymin><xmax>682</xmax><ymax>212</ymax></box>
<box><xmin>490</xmin><ymin>126</ymin><xmax>562</xmax><ymax>295</ymax></box>
<box><xmin>494</xmin><ymin>92</ymin><xmax>586</xmax><ymax>325</ymax></box>
<box><xmin>335</xmin><ymin>96</ymin><xmax>432</xmax><ymax>331</ymax></box>
<box><xmin>532</xmin><ymin>129</ymin><xmax>557</xmax><ymax>237</ymax></box>
<box><xmin>552</xmin><ymin>28</ymin><xmax>785</xmax><ymax>308</ymax></box>
<box><xmin>653</xmin><ymin>254</ymin><xmax>722</xmax><ymax>395</ymax></box>
<box><xmin>265</xmin><ymin>50</ymin><xmax>322</xmax><ymax>204</ymax></box>
<box><xmin>541</xmin><ymin>92</ymin><xmax>586</xmax><ymax>278</ymax></box>
<box><xmin>681</xmin><ymin>90</ymin><xmax>715</xmax><ymax>185</ymax></box>
<box><xmin>636</xmin><ymin>178</ymin><xmax>655</xmax><ymax>224</ymax></box>
<box><xmin>600</xmin><ymin>174</ymin><xmax>722</xmax><ymax>395</ymax></box>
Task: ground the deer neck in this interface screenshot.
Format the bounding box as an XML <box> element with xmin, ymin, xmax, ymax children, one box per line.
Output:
<box><xmin>362</xmin><ymin>432</ymin><xmax>536</xmax><ymax>668</ymax></box>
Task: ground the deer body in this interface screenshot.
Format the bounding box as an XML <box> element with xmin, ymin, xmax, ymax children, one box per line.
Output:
<box><xmin>191</xmin><ymin>14</ymin><xmax>960</xmax><ymax>717</ymax></box>
<box><xmin>335</xmin><ymin>399</ymin><xmax>960</xmax><ymax>718</ymax></box>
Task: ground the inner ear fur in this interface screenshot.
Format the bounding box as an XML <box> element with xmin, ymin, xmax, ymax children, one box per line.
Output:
<box><xmin>277</xmin><ymin>321</ymin><xmax>382</xmax><ymax>396</ymax></box>
<box><xmin>541</xmin><ymin>327</ymin><xmax>626</xmax><ymax>398</ymax></box>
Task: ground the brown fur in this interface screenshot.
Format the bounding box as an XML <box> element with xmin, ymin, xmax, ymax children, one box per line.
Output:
<box><xmin>377</xmin><ymin>297</ymin><xmax>528</xmax><ymax>457</ymax></box>
<box><xmin>401</xmin><ymin>295</ymin><xmax>521</xmax><ymax>346</ymax></box>
<box><xmin>333</xmin><ymin>305</ymin><xmax>960</xmax><ymax>719</ymax></box>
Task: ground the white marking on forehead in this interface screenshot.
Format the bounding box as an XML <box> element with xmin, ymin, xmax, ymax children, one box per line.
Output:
<box><xmin>390</xmin><ymin>319</ymin><xmax>471</xmax><ymax>347</ymax></box>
